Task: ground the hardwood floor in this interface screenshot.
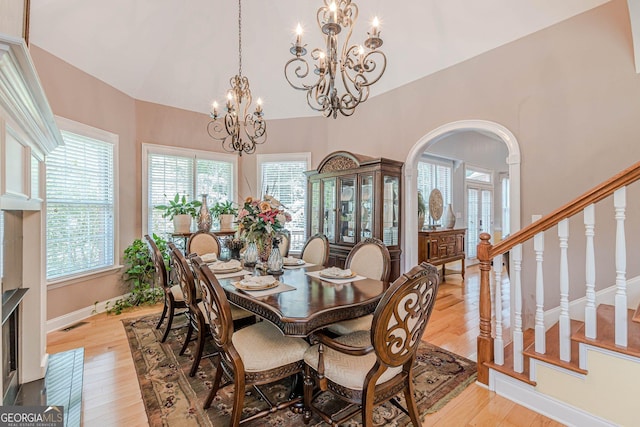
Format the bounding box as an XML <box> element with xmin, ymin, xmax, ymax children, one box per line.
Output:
<box><xmin>46</xmin><ymin>265</ymin><xmax>564</xmax><ymax>426</ymax></box>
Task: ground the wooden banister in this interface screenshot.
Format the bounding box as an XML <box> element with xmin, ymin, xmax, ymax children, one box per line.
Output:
<box><xmin>476</xmin><ymin>159</ymin><xmax>640</xmax><ymax>385</ymax></box>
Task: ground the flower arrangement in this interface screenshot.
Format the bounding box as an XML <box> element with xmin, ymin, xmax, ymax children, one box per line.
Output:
<box><xmin>237</xmin><ymin>195</ymin><xmax>291</xmax><ymax>244</ymax></box>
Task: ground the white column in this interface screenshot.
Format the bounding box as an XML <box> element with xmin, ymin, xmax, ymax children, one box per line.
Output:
<box><xmin>533</xmin><ymin>215</ymin><xmax>546</xmax><ymax>354</ymax></box>
<box><xmin>614</xmin><ymin>188</ymin><xmax>627</xmax><ymax>347</ymax></box>
<box><xmin>512</xmin><ymin>244</ymin><xmax>524</xmax><ymax>373</ymax></box>
<box><xmin>493</xmin><ymin>255</ymin><xmax>504</xmax><ymax>365</ymax></box>
<box><xmin>558</xmin><ymin>219</ymin><xmax>570</xmax><ymax>362</ymax></box>
<box><xmin>584</xmin><ymin>204</ymin><xmax>596</xmax><ymax>339</ymax></box>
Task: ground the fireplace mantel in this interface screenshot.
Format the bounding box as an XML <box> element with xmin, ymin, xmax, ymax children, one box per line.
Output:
<box><xmin>0</xmin><ymin>33</ymin><xmax>62</xmax><ymax>395</ymax></box>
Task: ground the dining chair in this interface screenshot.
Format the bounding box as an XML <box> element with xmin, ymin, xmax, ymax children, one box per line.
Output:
<box><xmin>276</xmin><ymin>229</ymin><xmax>291</xmax><ymax>258</ymax></box>
<box><xmin>186</xmin><ymin>230</ymin><xmax>221</xmax><ymax>256</ymax></box>
<box><xmin>325</xmin><ymin>237</ymin><xmax>391</xmax><ymax>335</ymax></box>
<box><xmin>168</xmin><ymin>243</ymin><xmax>255</xmax><ymax>377</ymax></box>
<box><xmin>192</xmin><ymin>256</ymin><xmax>310</xmax><ymax>426</ymax></box>
<box><xmin>146</xmin><ymin>235</ymin><xmax>187</xmax><ymax>343</ymax></box>
<box><xmin>300</xmin><ymin>233</ymin><xmax>329</xmax><ymax>266</ymax></box>
<box><xmin>302</xmin><ymin>262</ymin><xmax>440</xmax><ymax>426</ymax></box>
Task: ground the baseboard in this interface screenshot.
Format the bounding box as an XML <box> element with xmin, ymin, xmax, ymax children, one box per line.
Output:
<box><xmin>489</xmin><ymin>370</ymin><xmax>617</xmax><ymax>427</ymax></box>
<box><xmin>46</xmin><ymin>294</ymin><xmax>130</xmax><ymax>333</ymax></box>
<box><xmin>544</xmin><ymin>275</ymin><xmax>640</xmax><ymax>326</ymax></box>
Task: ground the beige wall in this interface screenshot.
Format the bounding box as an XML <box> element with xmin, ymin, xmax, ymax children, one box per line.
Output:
<box><xmin>31</xmin><ymin>0</ymin><xmax>640</xmax><ymax>320</ymax></box>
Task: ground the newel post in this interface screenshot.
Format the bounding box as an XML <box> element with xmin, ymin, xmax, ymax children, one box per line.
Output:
<box><xmin>477</xmin><ymin>232</ymin><xmax>494</xmax><ymax>385</ymax></box>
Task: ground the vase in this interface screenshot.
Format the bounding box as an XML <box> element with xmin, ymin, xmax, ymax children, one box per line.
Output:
<box><xmin>444</xmin><ymin>204</ymin><xmax>456</xmax><ymax>229</ymax></box>
<box><xmin>257</xmin><ymin>235</ymin><xmax>273</xmax><ymax>263</ymax></box>
<box><xmin>244</xmin><ymin>241</ymin><xmax>258</xmax><ymax>266</ymax></box>
<box><xmin>267</xmin><ymin>239</ymin><xmax>284</xmax><ymax>273</ymax></box>
<box><xmin>197</xmin><ymin>194</ymin><xmax>212</xmax><ymax>231</ymax></box>
<box><xmin>418</xmin><ymin>213</ymin><xmax>425</xmax><ymax>231</ymax></box>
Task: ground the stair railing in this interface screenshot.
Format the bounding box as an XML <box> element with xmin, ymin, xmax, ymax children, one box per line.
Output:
<box><xmin>476</xmin><ymin>160</ymin><xmax>640</xmax><ymax>384</ymax></box>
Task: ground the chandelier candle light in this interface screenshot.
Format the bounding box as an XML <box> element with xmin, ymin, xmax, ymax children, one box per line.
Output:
<box><xmin>207</xmin><ymin>0</ymin><xmax>266</xmax><ymax>156</ymax></box>
<box><xmin>285</xmin><ymin>0</ymin><xmax>386</xmax><ymax>118</ymax></box>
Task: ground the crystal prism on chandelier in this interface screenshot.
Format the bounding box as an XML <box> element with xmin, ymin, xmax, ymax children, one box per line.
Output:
<box><xmin>285</xmin><ymin>0</ymin><xmax>387</xmax><ymax>119</ymax></box>
<box><xmin>207</xmin><ymin>0</ymin><xmax>266</xmax><ymax>156</ymax></box>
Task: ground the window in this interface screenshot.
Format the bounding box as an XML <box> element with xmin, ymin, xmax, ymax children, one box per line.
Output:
<box><xmin>46</xmin><ymin>118</ymin><xmax>117</xmax><ymax>281</ymax></box>
<box><xmin>257</xmin><ymin>153</ymin><xmax>311</xmax><ymax>252</ymax></box>
<box><xmin>143</xmin><ymin>144</ymin><xmax>237</xmax><ymax>237</ymax></box>
<box><xmin>417</xmin><ymin>156</ymin><xmax>452</xmax><ymax>222</ymax></box>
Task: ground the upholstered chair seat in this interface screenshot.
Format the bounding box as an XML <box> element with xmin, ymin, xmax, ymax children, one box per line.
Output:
<box><xmin>233</xmin><ymin>322</ymin><xmax>309</xmax><ymax>372</ymax></box>
<box><xmin>169</xmin><ymin>284</ymin><xmax>185</xmax><ymax>301</ymax></box>
<box><xmin>304</xmin><ymin>330</ymin><xmax>401</xmax><ymax>390</ymax></box>
<box><xmin>324</xmin><ymin>315</ymin><xmax>373</xmax><ymax>336</ymax></box>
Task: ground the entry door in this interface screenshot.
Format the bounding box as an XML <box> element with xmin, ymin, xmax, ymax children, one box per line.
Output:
<box><xmin>467</xmin><ymin>187</ymin><xmax>492</xmax><ymax>259</ymax></box>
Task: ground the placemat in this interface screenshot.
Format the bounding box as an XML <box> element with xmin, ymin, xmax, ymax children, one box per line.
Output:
<box><xmin>236</xmin><ymin>282</ymin><xmax>296</xmax><ymax>297</ymax></box>
<box><xmin>213</xmin><ymin>269</ymin><xmax>252</xmax><ymax>279</ymax></box>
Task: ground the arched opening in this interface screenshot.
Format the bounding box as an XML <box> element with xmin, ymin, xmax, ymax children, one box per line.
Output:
<box><xmin>402</xmin><ymin>120</ymin><xmax>521</xmax><ymax>272</ymax></box>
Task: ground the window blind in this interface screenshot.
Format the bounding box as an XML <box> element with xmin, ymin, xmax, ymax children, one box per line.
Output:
<box><xmin>147</xmin><ymin>152</ymin><xmax>234</xmax><ymax>237</ymax></box>
<box><xmin>417</xmin><ymin>159</ymin><xmax>452</xmax><ymax>220</ymax></box>
<box><xmin>46</xmin><ymin>130</ymin><xmax>115</xmax><ymax>280</ymax></box>
<box><xmin>259</xmin><ymin>159</ymin><xmax>308</xmax><ymax>251</ymax></box>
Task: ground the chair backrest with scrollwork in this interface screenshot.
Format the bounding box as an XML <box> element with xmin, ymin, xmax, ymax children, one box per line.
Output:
<box><xmin>191</xmin><ymin>256</ymin><xmax>234</xmax><ymax>349</ymax></box>
<box><xmin>168</xmin><ymin>242</ymin><xmax>198</xmax><ymax>308</ymax></box>
<box><xmin>276</xmin><ymin>229</ymin><xmax>291</xmax><ymax>258</ymax></box>
<box><xmin>370</xmin><ymin>262</ymin><xmax>439</xmax><ymax>368</ymax></box>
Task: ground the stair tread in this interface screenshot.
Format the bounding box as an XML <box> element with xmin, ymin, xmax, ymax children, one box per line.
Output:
<box><xmin>572</xmin><ymin>304</ymin><xmax>640</xmax><ymax>357</ymax></box>
<box><xmin>485</xmin><ymin>328</ymin><xmax>536</xmax><ymax>385</ymax></box>
<box><xmin>524</xmin><ymin>319</ymin><xmax>587</xmax><ymax>374</ymax></box>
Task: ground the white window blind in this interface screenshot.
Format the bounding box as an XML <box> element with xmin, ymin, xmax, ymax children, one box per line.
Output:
<box><xmin>258</xmin><ymin>153</ymin><xmax>310</xmax><ymax>252</ymax></box>
<box><xmin>46</xmin><ymin>129</ymin><xmax>115</xmax><ymax>280</ymax></box>
<box><xmin>146</xmin><ymin>147</ymin><xmax>235</xmax><ymax>237</ymax></box>
<box><xmin>417</xmin><ymin>158</ymin><xmax>452</xmax><ymax>221</ymax></box>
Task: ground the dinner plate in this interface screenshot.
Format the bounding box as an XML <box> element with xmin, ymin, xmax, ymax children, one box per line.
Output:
<box><xmin>234</xmin><ymin>276</ymin><xmax>278</xmax><ymax>291</ymax></box>
<box><xmin>283</xmin><ymin>258</ymin><xmax>305</xmax><ymax>266</ymax></box>
<box><xmin>211</xmin><ymin>265</ymin><xmax>243</xmax><ymax>274</ymax></box>
<box><xmin>319</xmin><ymin>270</ymin><xmax>357</xmax><ymax>279</ymax></box>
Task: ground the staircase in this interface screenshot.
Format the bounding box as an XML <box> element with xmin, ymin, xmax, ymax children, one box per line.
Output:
<box><xmin>477</xmin><ymin>161</ymin><xmax>640</xmax><ymax>427</ymax></box>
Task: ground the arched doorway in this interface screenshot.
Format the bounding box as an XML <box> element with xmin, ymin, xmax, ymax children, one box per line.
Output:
<box><xmin>402</xmin><ymin>120</ymin><xmax>521</xmax><ymax>272</ymax></box>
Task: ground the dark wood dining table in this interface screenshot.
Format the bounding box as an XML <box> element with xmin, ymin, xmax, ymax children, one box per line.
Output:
<box><xmin>215</xmin><ymin>265</ymin><xmax>386</xmax><ymax>337</ymax></box>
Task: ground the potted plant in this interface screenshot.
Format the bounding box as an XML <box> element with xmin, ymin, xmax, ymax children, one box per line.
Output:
<box><xmin>418</xmin><ymin>190</ymin><xmax>426</xmax><ymax>231</ymax></box>
<box><xmin>155</xmin><ymin>193</ymin><xmax>201</xmax><ymax>233</ymax></box>
<box><xmin>211</xmin><ymin>200</ymin><xmax>238</xmax><ymax>230</ymax></box>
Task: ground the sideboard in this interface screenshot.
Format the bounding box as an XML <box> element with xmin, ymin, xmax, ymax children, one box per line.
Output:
<box><xmin>418</xmin><ymin>228</ymin><xmax>466</xmax><ymax>279</ymax></box>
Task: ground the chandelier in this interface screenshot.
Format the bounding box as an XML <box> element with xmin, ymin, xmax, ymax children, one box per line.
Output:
<box><xmin>284</xmin><ymin>0</ymin><xmax>386</xmax><ymax>119</ymax></box>
<box><xmin>207</xmin><ymin>0</ymin><xmax>266</xmax><ymax>156</ymax></box>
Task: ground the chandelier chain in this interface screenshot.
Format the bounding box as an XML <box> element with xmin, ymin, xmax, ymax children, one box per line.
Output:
<box><xmin>238</xmin><ymin>0</ymin><xmax>242</xmax><ymax>76</ymax></box>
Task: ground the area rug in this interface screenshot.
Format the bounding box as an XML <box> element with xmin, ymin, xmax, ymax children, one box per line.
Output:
<box><xmin>123</xmin><ymin>314</ymin><xmax>477</xmax><ymax>426</ymax></box>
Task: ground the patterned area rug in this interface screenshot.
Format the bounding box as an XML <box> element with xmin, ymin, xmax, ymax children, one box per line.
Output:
<box><xmin>123</xmin><ymin>314</ymin><xmax>477</xmax><ymax>426</ymax></box>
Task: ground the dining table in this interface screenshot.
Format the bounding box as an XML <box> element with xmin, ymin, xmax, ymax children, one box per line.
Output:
<box><xmin>212</xmin><ymin>262</ymin><xmax>387</xmax><ymax>338</ymax></box>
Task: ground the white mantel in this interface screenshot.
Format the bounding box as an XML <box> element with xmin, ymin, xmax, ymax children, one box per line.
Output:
<box><xmin>0</xmin><ymin>33</ymin><xmax>62</xmax><ymax>391</ymax></box>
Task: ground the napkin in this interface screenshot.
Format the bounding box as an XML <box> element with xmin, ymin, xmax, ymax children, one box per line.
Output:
<box><xmin>283</xmin><ymin>256</ymin><xmax>303</xmax><ymax>265</ymax></box>
<box><xmin>320</xmin><ymin>267</ymin><xmax>353</xmax><ymax>278</ymax></box>
<box><xmin>200</xmin><ymin>252</ymin><xmax>218</xmax><ymax>263</ymax></box>
<box><xmin>239</xmin><ymin>275</ymin><xmax>276</xmax><ymax>288</ymax></box>
<box><xmin>209</xmin><ymin>259</ymin><xmax>241</xmax><ymax>271</ymax></box>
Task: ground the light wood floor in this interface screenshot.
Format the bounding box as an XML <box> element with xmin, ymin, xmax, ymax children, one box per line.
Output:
<box><xmin>46</xmin><ymin>265</ymin><xmax>564</xmax><ymax>426</ymax></box>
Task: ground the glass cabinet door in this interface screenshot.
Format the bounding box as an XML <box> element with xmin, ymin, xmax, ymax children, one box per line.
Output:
<box><xmin>310</xmin><ymin>180</ymin><xmax>320</xmax><ymax>236</ymax></box>
<box><xmin>322</xmin><ymin>178</ymin><xmax>336</xmax><ymax>243</ymax></box>
<box><xmin>382</xmin><ymin>175</ymin><xmax>400</xmax><ymax>246</ymax></box>
<box><xmin>360</xmin><ymin>174</ymin><xmax>373</xmax><ymax>240</ymax></box>
<box><xmin>338</xmin><ymin>176</ymin><xmax>356</xmax><ymax>244</ymax></box>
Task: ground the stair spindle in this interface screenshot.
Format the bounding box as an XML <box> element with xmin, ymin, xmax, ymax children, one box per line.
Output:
<box><xmin>533</xmin><ymin>215</ymin><xmax>546</xmax><ymax>354</ymax></box>
<box><xmin>584</xmin><ymin>204</ymin><xmax>596</xmax><ymax>339</ymax></box>
<box><xmin>614</xmin><ymin>187</ymin><xmax>627</xmax><ymax>347</ymax></box>
<box><xmin>513</xmin><ymin>244</ymin><xmax>524</xmax><ymax>373</ymax></box>
<box><xmin>493</xmin><ymin>255</ymin><xmax>504</xmax><ymax>365</ymax></box>
<box><xmin>558</xmin><ymin>219</ymin><xmax>570</xmax><ymax>362</ymax></box>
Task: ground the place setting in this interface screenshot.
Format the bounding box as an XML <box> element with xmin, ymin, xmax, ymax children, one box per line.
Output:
<box><xmin>232</xmin><ymin>275</ymin><xmax>296</xmax><ymax>297</ymax></box>
<box><xmin>206</xmin><ymin>259</ymin><xmax>251</xmax><ymax>279</ymax></box>
<box><xmin>282</xmin><ymin>256</ymin><xmax>314</xmax><ymax>269</ymax></box>
<box><xmin>306</xmin><ymin>266</ymin><xmax>366</xmax><ymax>284</ymax></box>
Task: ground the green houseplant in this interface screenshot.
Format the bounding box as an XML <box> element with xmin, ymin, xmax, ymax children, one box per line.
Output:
<box><xmin>155</xmin><ymin>193</ymin><xmax>201</xmax><ymax>233</ymax></box>
<box><xmin>211</xmin><ymin>200</ymin><xmax>238</xmax><ymax>230</ymax></box>
<box><xmin>418</xmin><ymin>190</ymin><xmax>426</xmax><ymax>231</ymax></box>
<box><xmin>106</xmin><ymin>234</ymin><xmax>167</xmax><ymax>314</ymax></box>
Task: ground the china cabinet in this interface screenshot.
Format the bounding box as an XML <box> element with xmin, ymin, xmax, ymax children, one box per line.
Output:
<box><xmin>306</xmin><ymin>151</ymin><xmax>403</xmax><ymax>280</ymax></box>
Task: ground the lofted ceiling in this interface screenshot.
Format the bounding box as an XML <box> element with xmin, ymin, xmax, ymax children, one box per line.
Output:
<box><xmin>30</xmin><ymin>0</ymin><xmax>611</xmax><ymax>120</ymax></box>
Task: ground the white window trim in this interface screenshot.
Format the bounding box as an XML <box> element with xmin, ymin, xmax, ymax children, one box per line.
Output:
<box><xmin>47</xmin><ymin>116</ymin><xmax>120</xmax><ymax>286</ymax></box>
<box><xmin>256</xmin><ymin>152</ymin><xmax>311</xmax><ymax>197</ymax></box>
<box><xmin>465</xmin><ymin>164</ymin><xmax>494</xmax><ymax>185</ymax></box>
<box><xmin>142</xmin><ymin>143</ymin><xmax>238</xmax><ymax>236</ymax></box>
